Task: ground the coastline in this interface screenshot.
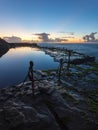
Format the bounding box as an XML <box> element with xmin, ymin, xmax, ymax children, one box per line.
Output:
<box><xmin>0</xmin><ymin>39</ymin><xmax>98</xmax><ymax>130</ymax></box>
<box><xmin>0</xmin><ymin>38</ymin><xmax>10</xmax><ymax>57</ymax></box>
<box><xmin>0</xmin><ymin>38</ymin><xmax>38</xmax><ymax>57</ymax></box>
<box><xmin>0</xmin><ymin>74</ymin><xmax>97</xmax><ymax>130</ymax></box>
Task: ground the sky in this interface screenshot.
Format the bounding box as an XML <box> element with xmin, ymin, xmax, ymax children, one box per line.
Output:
<box><xmin>0</xmin><ymin>0</ymin><xmax>98</xmax><ymax>43</ymax></box>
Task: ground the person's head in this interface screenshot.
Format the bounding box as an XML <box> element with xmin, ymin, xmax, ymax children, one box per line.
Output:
<box><xmin>29</xmin><ymin>61</ymin><xmax>33</xmax><ymax>67</ymax></box>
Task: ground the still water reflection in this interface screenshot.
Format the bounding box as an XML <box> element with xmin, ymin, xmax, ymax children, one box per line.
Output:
<box><xmin>0</xmin><ymin>47</ymin><xmax>58</xmax><ymax>87</ymax></box>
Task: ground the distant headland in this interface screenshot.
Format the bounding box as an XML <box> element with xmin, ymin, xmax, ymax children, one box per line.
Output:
<box><xmin>0</xmin><ymin>38</ymin><xmax>10</xmax><ymax>57</ymax></box>
<box><xmin>0</xmin><ymin>38</ymin><xmax>38</xmax><ymax>57</ymax></box>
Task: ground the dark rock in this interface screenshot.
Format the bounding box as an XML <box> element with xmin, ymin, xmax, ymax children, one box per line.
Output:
<box><xmin>0</xmin><ymin>81</ymin><xmax>97</xmax><ymax>130</ymax></box>
<box><xmin>0</xmin><ymin>38</ymin><xmax>10</xmax><ymax>57</ymax></box>
<box><xmin>39</xmin><ymin>85</ymin><xmax>98</xmax><ymax>130</ymax></box>
<box><xmin>0</xmin><ymin>97</ymin><xmax>60</xmax><ymax>130</ymax></box>
<box><xmin>70</xmin><ymin>56</ymin><xmax>95</xmax><ymax>65</ymax></box>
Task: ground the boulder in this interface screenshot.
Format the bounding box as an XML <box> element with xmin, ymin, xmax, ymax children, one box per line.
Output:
<box><xmin>0</xmin><ymin>99</ymin><xmax>60</xmax><ymax>130</ymax></box>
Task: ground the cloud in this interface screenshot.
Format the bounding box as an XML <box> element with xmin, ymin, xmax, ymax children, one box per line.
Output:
<box><xmin>63</xmin><ymin>36</ymin><xmax>75</xmax><ymax>39</ymax></box>
<box><xmin>4</xmin><ymin>36</ymin><xmax>22</xmax><ymax>43</ymax></box>
<box><xmin>89</xmin><ymin>32</ymin><xmax>97</xmax><ymax>41</ymax></box>
<box><xmin>34</xmin><ymin>33</ymin><xmax>50</xmax><ymax>42</ymax></box>
<box><xmin>34</xmin><ymin>33</ymin><xmax>68</xmax><ymax>43</ymax></box>
<box><xmin>83</xmin><ymin>35</ymin><xmax>90</xmax><ymax>41</ymax></box>
<box><xmin>68</xmin><ymin>32</ymin><xmax>74</xmax><ymax>35</ymax></box>
<box><xmin>58</xmin><ymin>32</ymin><xmax>75</xmax><ymax>35</ymax></box>
<box><xmin>83</xmin><ymin>32</ymin><xmax>98</xmax><ymax>42</ymax></box>
<box><xmin>58</xmin><ymin>31</ymin><xmax>66</xmax><ymax>34</ymax></box>
<box><xmin>55</xmin><ymin>38</ymin><xmax>68</xmax><ymax>42</ymax></box>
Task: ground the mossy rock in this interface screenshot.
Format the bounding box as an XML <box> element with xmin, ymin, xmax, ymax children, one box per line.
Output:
<box><xmin>86</xmin><ymin>98</ymin><xmax>98</xmax><ymax>113</ymax></box>
<box><xmin>62</xmin><ymin>92</ymin><xmax>79</xmax><ymax>104</ymax></box>
<box><xmin>42</xmin><ymin>69</ymin><xmax>57</xmax><ymax>75</ymax></box>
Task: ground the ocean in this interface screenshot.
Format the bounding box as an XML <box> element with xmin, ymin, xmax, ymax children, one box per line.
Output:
<box><xmin>0</xmin><ymin>43</ymin><xmax>98</xmax><ymax>87</ymax></box>
<box><xmin>39</xmin><ymin>43</ymin><xmax>98</xmax><ymax>61</ymax></box>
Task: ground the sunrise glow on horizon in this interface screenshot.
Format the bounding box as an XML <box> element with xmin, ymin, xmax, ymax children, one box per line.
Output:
<box><xmin>0</xmin><ymin>0</ymin><xmax>98</xmax><ymax>43</ymax></box>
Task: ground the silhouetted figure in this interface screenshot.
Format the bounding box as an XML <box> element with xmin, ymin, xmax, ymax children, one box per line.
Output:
<box><xmin>28</xmin><ymin>61</ymin><xmax>35</xmax><ymax>97</ymax></box>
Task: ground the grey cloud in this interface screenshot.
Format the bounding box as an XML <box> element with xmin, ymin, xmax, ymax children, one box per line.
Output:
<box><xmin>83</xmin><ymin>35</ymin><xmax>90</xmax><ymax>41</ymax></box>
<box><xmin>58</xmin><ymin>31</ymin><xmax>66</xmax><ymax>34</ymax></box>
<box><xmin>34</xmin><ymin>33</ymin><xmax>50</xmax><ymax>42</ymax></box>
<box><xmin>58</xmin><ymin>32</ymin><xmax>75</xmax><ymax>35</ymax></box>
<box><xmin>4</xmin><ymin>36</ymin><xmax>22</xmax><ymax>43</ymax></box>
<box><xmin>68</xmin><ymin>32</ymin><xmax>74</xmax><ymax>35</ymax></box>
<box><xmin>83</xmin><ymin>32</ymin><xmax>98</xmax><ymax>42</ymax></box>
<box><xmin>89</xmin><ymin>32</ymin><xmax>97</xmax><ymax>41</ymax></box>
<box><xmin>55</xmin><ymin>38</ymin><xmax>68</xmax><ymax>42</ymax></box>
<box><xmin>34</xmin><ymin>33</ymin><xmax>68</xmax><ymax>43</ymax></box>
<box><xmin>65</xmin><ymin>32</ymin><xmax>75</xmax><ymax>35</ymax></box>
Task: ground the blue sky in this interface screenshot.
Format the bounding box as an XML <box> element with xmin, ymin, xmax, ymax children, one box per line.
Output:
<box><xmin>0</xmin><ymin>0</ymin><xmax>98</xmax><ymax>43</ymax></box>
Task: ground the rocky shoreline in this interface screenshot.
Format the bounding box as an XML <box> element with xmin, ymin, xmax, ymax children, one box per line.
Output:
<box><xmin>0</xmin><ymin>39</ymin><xmax>98</xmax><ymax>130</ymax></box>
<box><xmin>0</xmin><ymin>79</ymin><xmax>97</xmax><ymax>130</ymax></box>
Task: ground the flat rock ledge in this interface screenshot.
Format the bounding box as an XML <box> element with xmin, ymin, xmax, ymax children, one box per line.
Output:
<box><xmin>0</xmin><ymin>81</ymin><xmax>97</xmax><ymax>130</ymax></box>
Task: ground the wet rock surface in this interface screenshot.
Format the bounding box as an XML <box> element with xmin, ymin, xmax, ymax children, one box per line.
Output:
<box><xmin>0</xmin><ymin>79</ymin><xmax>98</xmax><ymax>130</ymax></box>
<box><xmin>0</xmin><ymin>84</ymin><xmax>60</xmax><ymax>130</ymax></box>
<box><xmin>0</xmin><ymin>46</ymin><xmax>98</xmax><ymax>130</ymax></box>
